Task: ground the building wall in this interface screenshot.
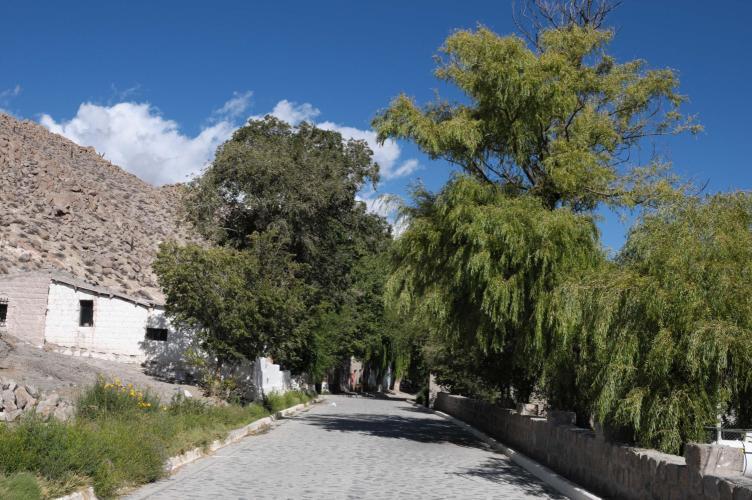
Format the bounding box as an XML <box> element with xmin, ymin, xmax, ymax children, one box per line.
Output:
<box><xmin>44</xmin><ymin>281</ymin><xmax>152</xmax><ymax>362</ymax></box>
<box><xmin>0</xmin><ymin>273</ymin><xmax>53</xmax><ymax>346</ymax></box>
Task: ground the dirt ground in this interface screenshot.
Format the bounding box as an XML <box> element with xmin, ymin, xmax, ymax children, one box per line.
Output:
<box><xmin>0</xmin><ymin>335</ymin><xmax>204</xmax><ymax>403</ymax></box>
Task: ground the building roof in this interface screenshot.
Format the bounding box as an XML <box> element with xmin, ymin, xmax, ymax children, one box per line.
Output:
<box><xmin>0</xmin><ymin>269</ymin><xmax>163</xmax><ymax>308</ymax></box>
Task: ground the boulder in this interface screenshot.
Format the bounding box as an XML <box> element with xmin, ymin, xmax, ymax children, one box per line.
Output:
<box><xmin>14</xmin><ymin>386</ymin><xmax>35</xmax><ymax>410</ymax></box>
<box><xmin>53</xmin><ymin>403</ymin><xmax>74</xmax><ymax>422</ymax></box>
<box><xmin>4</xmin><ymin>409</ymin><xmax>23</xmax><ymax>422</ymax></box>
<box><xmin>1</xmin><ymin>389</ymin><xmax>17</xmax><ymax>411</ymax></box>
<box><xmin>35</xmin><ymin>392</ymin><xmax>59</xmax><ymax>418</ymax></box>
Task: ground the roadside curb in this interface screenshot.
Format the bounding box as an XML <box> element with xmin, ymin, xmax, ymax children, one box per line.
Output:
<box><xmin>56</xmin><ymin>397</ymin><xmax>324</xmax><ymax>500</ymax></box>
<box><xmin>411</xmin><ymin>400</ymin><xmax>601</xmax><ymax>500</ymax></box>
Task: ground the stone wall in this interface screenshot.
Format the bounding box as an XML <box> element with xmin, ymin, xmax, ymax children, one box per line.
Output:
<box><xmin>435</xmin><ymin>392</ymin><xmax>752</xmax><ymax>499</ymax></box>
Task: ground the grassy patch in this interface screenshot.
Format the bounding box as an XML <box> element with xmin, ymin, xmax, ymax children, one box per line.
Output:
<box><xmin>0</xmin><ymin>378</ymin><xmax>276</xmax><ymax>498</ymax></box>
<box><xmin>263</xmin><ymin>390</ymin><xmax>315</xmax><ymax>413</ymax></box>
<box><xmin>0</xmin><ymin>472</ymin><xmax>42</xmax><ymax>500</ymax></box>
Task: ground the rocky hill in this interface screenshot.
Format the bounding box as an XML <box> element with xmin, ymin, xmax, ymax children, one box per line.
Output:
<box><xmin>0</xmin><ymin>113</ymin><xmax>199</xmax><ymax>302</ymax></box>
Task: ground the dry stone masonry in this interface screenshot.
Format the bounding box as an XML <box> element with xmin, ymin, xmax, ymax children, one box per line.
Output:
<box><xmin>436</xmin><ymin>393</ymin><xmax>752</xmax><ymax>500</ymax></box>
<box><xmin>0</xmin><ymin>376</ymin><xmax>73</xmax><ymax>422</ymax></box>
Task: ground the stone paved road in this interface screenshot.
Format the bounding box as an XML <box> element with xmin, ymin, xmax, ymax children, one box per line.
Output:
<box><xmin>126</xmin><ymin>395</ymin><xmax>564</xmax><ymax>500</ymax></box>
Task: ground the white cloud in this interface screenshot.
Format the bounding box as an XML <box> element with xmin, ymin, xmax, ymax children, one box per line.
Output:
<box><xmin>261</xmin><ymin>99</ymin><xmax>321</xmax><ymax>125</ymax></box>
<box><xmin>356</xmin><ymin>189</ymin><xmax>409</xmax><ymax>236</ymax></box>
<box><xmin>0</xmin><ymin>84</ymin><xmax>22</xmax><ymax>100</ymax></box>
<box><xmin>214</xmin><ymin>91</ymin><xmax>253</xmax><ymax>120</ymax></box>
<box><xmin>37</xmin><ymin>95</ymin><xmax>421</xmax><ymax>188</ymax></box>
<box><xmin>0</xmin><ymin>84</ymin><xmax>22</xmax><ymax>116</ymax></box>
<box><xmin>41</xmin><ymin>102</ymin><xmax>235</xmax><ymax>185</ymax></box>
<box><xmin>318</xmin><ymin>121</ymin><xmax>420</xmax><ymax>180</ymax></box>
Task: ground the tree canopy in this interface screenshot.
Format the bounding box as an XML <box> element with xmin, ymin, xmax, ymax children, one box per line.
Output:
<box><xmin>185</xmin><ymin>116</ymin><xmax>388</xmax><ymax>305</ymax></box>
<box><xmin>553</xmin><ymin>193</ymin><xmax>752</xmax><ymax>453</ymax></box>
<box><xmin>156</xmin><ymin>117</ymin><xmax>399</xmax><ymax>386</ymax></box>
<box><xmin>374</xmin><ymin>24</ymin><xmax>699</xmax><ymax>210</ymax></box>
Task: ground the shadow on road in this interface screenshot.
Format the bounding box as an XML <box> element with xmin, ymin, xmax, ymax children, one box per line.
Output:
<box><xmin>450</xmin><ymin>457</ymin><xmax>566</xmax><ymax>498</ymax></box>
<box><xmin>299</xmin><ymin>409</ymin><xmax>486</xmax><ymax>448</ymax></box>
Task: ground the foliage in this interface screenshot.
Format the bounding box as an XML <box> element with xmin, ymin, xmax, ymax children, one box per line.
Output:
<box><xmin>553</xmin><ymin>193</ymin><xmax>752</xmax><ymax>453</ymax></box>
<box><xmin>0</xmin><ymin>472</ymin><xmax>42</xmax><ymax>500</ymax></box>
<box><xmin>374</xmin><ymin>24</ymin><xmax>699</xmax><ymax>211</ymax></box>
<box><xmin>160</xmin><ymin>116</ymin><xmax>395</xmax><ymax>380</ymax></box>
<box><xmin>77</xmin><ymin>377</ymin><xmax>159</xmax><ymax>419</ymax></box>
<box><xmin>154</xmin><ymin>231</ymin><xmax>309</xmax><ymax>373</ymax></box>
<box><xmin>263</xmin><ymin>390</ymin><xmax>315</xmax><ymax>413</ymax></box>
<box><xmin>388</xmin><ymin>175</ymin><xmax>601</xmax><ymax>402</ymax></box>
<box><xmin>185</xmin><ymin>116</ymin><xmax>387</xmax><ymax>305</ymax></box>
<box><xmin>0</xmin><ymin>379</ymin><xmax>273</xmax><ymax>498</ymax></box>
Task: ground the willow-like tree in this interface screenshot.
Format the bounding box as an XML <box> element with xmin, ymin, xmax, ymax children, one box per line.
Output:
<box><xmin>554</xmin><ymin>194</ymin><xmax>752</xmax><ymax>453</ymax></box>
<box><xmin>377</xmin><ymin>3</ymin><xmax>698</xmax><ymax>408</ymax></box>
<box><xmin>374</xmin><ymin>21</ymin><xmax>699</xmax><ymax>211</ymax></box>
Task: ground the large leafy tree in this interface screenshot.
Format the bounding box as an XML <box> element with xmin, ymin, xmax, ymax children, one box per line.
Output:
<box><xmin>157</xmin><ymin>117</ymin><xmax>394</xmax><ymax>382</ymax></box>
<box><xmin>186</xmin><ymin>116</ymin><xmax>387</xmax><ymax>305</ymax></box>
<box><xmin>374</xmin><ymin>23</ymin><xmax>699</xmax><ymax>211</ymax></box>
<box><xmin>388</xmin><ymin>176</ymin><xmax>602</xmax><ymax>402</ymax></box>
<box><xmin>554</xmin><ymin>194</ymin><xmax>752</xmax><ymax>453</ymax></box>
<box><xmin>378</xmin><ymin>3</ymin><xmax>699</xmax><ymax>413</ymax></box>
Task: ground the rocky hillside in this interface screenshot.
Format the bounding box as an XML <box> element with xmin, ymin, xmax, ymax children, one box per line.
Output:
<box><xmin>0</xmin><ymin>113</ymin><xmax>199</xmax><ymax>302</ymax></box>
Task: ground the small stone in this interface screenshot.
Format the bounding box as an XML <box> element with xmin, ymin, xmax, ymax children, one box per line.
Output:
<box><xmin>4</xmin><ymin>409</ymin><xmax>22</xmax><ymax>422</ymax></box>
<box><xmin>53</xmin><ymin>403</ymin><xmax>74</xmax><ymax>422</ymax></box>
<box><xmin>25</xmin><ymin>385</ymin><xmax>39</xmax><ymax>398</ymax></box>
<box><xmin>183</xmin><ymin>389</ymin><xmax>192</xmax><ymax>398</ymax></box>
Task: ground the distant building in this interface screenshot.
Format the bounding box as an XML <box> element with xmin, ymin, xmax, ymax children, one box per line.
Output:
<box><xmin>0</xmin><ymin>270</ymin><xmax>169</xmax><ymax>363</ymax></box>
<box><xmin>0</xmin><ymin>270</ymin><xmax>301</xmax><ymax>398</ymax></box>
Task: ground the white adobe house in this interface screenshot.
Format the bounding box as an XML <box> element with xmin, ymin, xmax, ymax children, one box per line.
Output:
<box><xmin>0</xmin><ymin>270</ymin><xmax>300</xmax><ymax>397</ymax></box>
<box><xmin>0</xmin><ymin>270</ymin><xmax>169</xmax><ymax>363</ymax></box>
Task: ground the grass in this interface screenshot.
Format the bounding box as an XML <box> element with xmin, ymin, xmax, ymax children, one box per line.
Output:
<box><xmin>0</xmin><ymin>378</ymin><xmax>310</xmax><ymax>499</ymax></box>
<box><xmin>0</xmin><ymin>472</ymin><xmax>42</xmax><ymax>500</ymax></box>
<box><xmin>263</xmin><ymin>389</ymin><xmax>316</xmax><ymax>413</ymax></box>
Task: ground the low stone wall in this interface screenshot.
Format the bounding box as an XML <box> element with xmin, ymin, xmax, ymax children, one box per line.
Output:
<box><xmin>435</xmin><ymin>392</ymin><xmax>752</xmax><ymax>499</ymax></box>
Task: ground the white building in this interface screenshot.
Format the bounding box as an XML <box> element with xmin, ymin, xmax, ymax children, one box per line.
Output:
<box><xmin>0</xmin><ymin>270</ymin><xmax>300</xmax><ymax>398</ymax></box>
<box><xmin>0</xmin><ymin>270</ymin><xmax>169</xmax><ymax>363</ymax></box>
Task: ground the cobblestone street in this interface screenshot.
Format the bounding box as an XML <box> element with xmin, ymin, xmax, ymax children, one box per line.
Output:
<box><xmin>126</xmin><ymin>395</ymin><xmax>563</xmax><ymax>499</ymax></box>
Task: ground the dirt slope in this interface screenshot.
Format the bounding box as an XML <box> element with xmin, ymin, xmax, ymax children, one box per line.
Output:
<box><xmin>0</xmin><ymin>112</ymin><xmax>199</xmax><ymax>302</ymax></box>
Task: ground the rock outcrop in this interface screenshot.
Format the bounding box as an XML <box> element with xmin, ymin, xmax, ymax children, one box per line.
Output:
<box><xmin>0</xmin><ymin>377</ymin><xmax>73</xmax><ymax>422</ymax></box>
<box><xmin>0</xmin><ymin>113</ymin><xmax>200</xmax><ymax>302</ymax></box>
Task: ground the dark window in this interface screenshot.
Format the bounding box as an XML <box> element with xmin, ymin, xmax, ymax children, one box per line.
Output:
<box><xmin>0</xmin><ymin>300</ymin><xmax>7</xmax><ymax>326</ymax></box>
<box><xmin>79</xmin><ymin>300</ymin><xmax>94</xmax><ymax>327</ymax></box>
<box><xmin>145</xmin><ymin>327</ymin><xmax>168</xmax><ymax>341</ymax></box>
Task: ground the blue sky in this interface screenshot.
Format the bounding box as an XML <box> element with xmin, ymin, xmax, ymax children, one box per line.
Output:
<box><xmin>2</xmin><ymin>1</ymin><xmax>751</xmax><ymax>250</ymax></box>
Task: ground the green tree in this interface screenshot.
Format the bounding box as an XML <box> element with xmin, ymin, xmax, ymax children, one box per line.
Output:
<box><xmin>555</xmin><ymin>194</ymin><xmax>752</xmax><ymax>453</ymax></box>
<box><xmin>186</xmin><ymin>116</ymin><xmax>387</xmax><ymax>305</ymax></box>
<box><xmin>158</xmin><ymin>117</ymin><xmax>397</xmax><ymax>385</ymax></box>
<box><xmin>387</xmin><ymin>176</ymin><xmax>602</xmax><ymax>402</ymax></box>
<box><xmin>154</xmin><ymin>231</ymin><xmax>309</xmax><ymax>377</ymax></box>
<box><xmin>374</xmin><ymin>24</ymin><xmax>699</xmax><ymax>211</ymax></box>
<box><xmin>378</xmin><ymin>6</ymin><xmax>701</xmax><ymax>419</ymax></box>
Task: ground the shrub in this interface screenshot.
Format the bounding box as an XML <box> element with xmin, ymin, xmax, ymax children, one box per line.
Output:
<box><xmin>77</xmin><ymin>377</ymin><xmax>160</xmax><ymax>419</ymax></box>
<box><xmin>0</xmin><ymin>472</ymin><xmax>42</xmax><ymax>500</ymax></box>
<box><xmin>0</xmin><ymin>379</ymin><xmax>274</xmax><ymax>498</ymax></box>
<box><xmin>263</xmin><ymin>390</ymin><xmax>314</xmax><ymax>413</ymax></box>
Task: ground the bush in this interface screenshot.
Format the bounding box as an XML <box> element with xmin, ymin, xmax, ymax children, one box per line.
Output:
<box><xmin>0</xmin><ymin>472</ymin><xmax>42</xmax><ymax>500</ymax></box>
<box><xmin>0</xmin><ymin>378</ymin><xmax>273</xmax><ymax>498</ymax></box>
<box><xmin>77</xmin><ymin>377</ymin><xmax>161</xmax><ymax>419</ymax></box>
<box><xmin>263</xmin><ymin>390</ymin><xmax>315</xmax><ymax>413</ymax></box>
